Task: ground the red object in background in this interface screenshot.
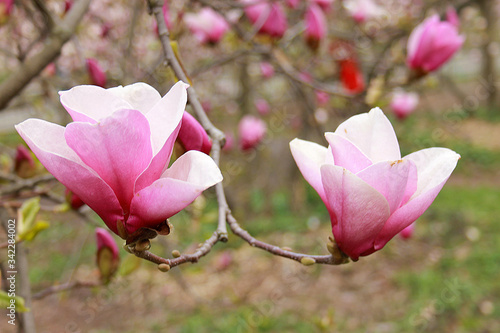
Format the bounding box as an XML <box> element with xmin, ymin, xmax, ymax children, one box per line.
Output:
<box><xmin>339</xmin><ymin>59</ymin><xmax>365</xmax><ymax>94</ymax></box>
<box><xmin>14</xmin><ymin>145</ymin><xmax>36</xmax><ymax>178</ymax></box>
<box><xmin>64</xmin><ymin>0</ymin><xmax>72</xmax><ymax>14</ymax></box>
<box><xmin>86</xmin><ymin>58</ymin><xmax>107</xmax><ymax>88</ymax></box>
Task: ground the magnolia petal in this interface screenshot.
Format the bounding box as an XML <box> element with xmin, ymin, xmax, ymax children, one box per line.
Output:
<box><xmin>134</xmin><ymin>122</ymin><xmax>181</xmax><ymax>193</ymax></box>
<box><xmin>127</xmin><ymin>151</ymin><xmax>222</xmax><ymax>232</ymax></box>
<box><xmin>15</xmin><ymin>119</ymin><xmax>123</xmax><ymax>234</ymax></box>
<box><xmin>145</xmin><ymin>81</ymin><xmax>188</xmax><ymax>155</ymax></box>
<box><xmin>59</xmin><ymin>85</ymin><xmax>133</xmax><ymax>123</ymax></box>
<box><xmin>334</xmin><ymin>107</ymin><xmax>401</xmax><ymax>162</ymax></box>
<box><xmin>106</xmin><ymin>82</ymin><xmax>162</xmax><ymax>114</ymax></box>
<box><xmin>374</xmin><ymin>147</ymin><xmax>460</xmax><ymax>249</ymax></box>
<box><xmin>320</xmin><ymin>164</ymin><xmax>390</xmax><ymax>260</ymax></box>
<box><xmin>290</xmin><ymin>138</ymin><xmax>330</xmax><ymax>203</ymax></box>
<box><xmin>356</xmin><ymin>159</ymin><xmax>415</xmax><ymax>215</ymax></box>
<box><xmin>404</xmin><ymin>147</ymin><xmax>460</xmax><ymax>198</ymax></box>
<box><xmin>65</xmin><ymin>109</ymin><xmax>153</xmax><ymax>212</ymax></box>
<box><xmin>325</xmin><ymin>132</ymin><xmax>372</xmax><ymax>173</ymax></box>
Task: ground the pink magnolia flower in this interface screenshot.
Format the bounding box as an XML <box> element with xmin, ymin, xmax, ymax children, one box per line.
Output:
<box><xmin>305</xmin><ymin>4</ymin><xmax>327</xmax><ymax>50</ymax></box>
<box><xmin>16</xmin><ymin>82</ymin><xmax>222</xmax><ymax>237</ymax></box>
<box><xmin>85</xmin><ymin>58</ymin><xmax>107</xmax><ymax>88</ymax></box>
<box><xmin>390</xmin><ymin>91</ymin><xmax>419</xmax><ymax>119</ymax></box>
<box><xmin>255</xmin><ymin>98</ymin><xmax>270</xmax><ymax>116</ymax></box>
<box><xmin>343</xmin><ymin>0</ymin><xmax>385</xmax><ymax>23</ymax></box>
<box><xmin>184</xmin><ymin>7</ymin><xmax>230</xmax><ymax>44</ymax></box>
<box><xmin>290</xmin><ymin>108</ymin><xmax>459</xmax><ymax>260</ymax></box>
<box><xmin>177</xmin><ymin>111</ymin><xmax>212</xmax><ymax>155</ymax></box>
<box><xmin>242</xmin><ymin>0</ymin><xmax>288</xmax><ymax>39</ymax></box>
<box><xmin>399</xmin><ymin>222</ymin><xmax>415</xmax><ymax>239</ymax></box>
<box><xmin>239</xmin><ymin>115</ymin><xmax>267</xmax><ymax>151</ymax></box>
<box><xmin>260</xmin><ymin>62</ymin><xmax>275</xmax><ymax>78</ymax></box>
<box><xmin>407</xmin><ymin>14</ymin><xmax>464</xmax><ymax>73</ymax></box>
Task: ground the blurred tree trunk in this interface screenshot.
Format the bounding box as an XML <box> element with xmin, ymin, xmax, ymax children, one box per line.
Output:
<box><xmin>477</xmin><ymin>0</ymin><xmax>498</xmax><ymax>111</ymax></box>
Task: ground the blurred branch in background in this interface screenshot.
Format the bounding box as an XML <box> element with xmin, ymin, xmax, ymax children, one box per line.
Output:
<box><xmin>0</xmin><ymin>0</ymin><xmax>91</xmax><ymax>110</ymax></box>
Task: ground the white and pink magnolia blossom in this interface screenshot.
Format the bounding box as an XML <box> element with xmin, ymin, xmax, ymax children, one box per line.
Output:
<box><xmin>407</xmin><ymin>14</ymin><xmax>464</xmax><ymax>73</ymax></box>
<box><xmin>290</xmin><ymin>108</ymin><xmax>459</xmax><ymax>260</ymax></box>
<box><xmin>238</xmin><ymin>115</ymin><xmax>267</xmax><ymax>151</ymax></box>
<box><xmin>390</xmin><ymin>91</ymin><xmax>419</xmax><ymax>119</ymax></box>
<box><xmin>16</xmin><ymin>82</ymin><xmax>222</xmax><ymax>237</ymax></box>
<box><xmin>344</xmin><ymin>0</ymin><xmax>385</xmax><ymax>23</ymax></box>
<box><xmin>184</xmin><ymin>7</ymin><xmax>230</xmax><ymax>44</ymax></box>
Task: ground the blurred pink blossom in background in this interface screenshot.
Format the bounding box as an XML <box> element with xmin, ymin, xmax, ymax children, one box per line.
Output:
<box><xmin>311</xmin><ymin>0</ymin><xmax>334</xmax><ymax>13</ymax></box>
<box><xmin>259</xmin><ymin>62</ymin><xmax>275</xmax><ymax>78</ymax></box>
<box><xmin>184</xmin><ymin>7</ymin><xmax>230</xmax><ymax>44</ymax></box>
<box><xmin>242</xmin><ymin>0</ymin><xmax>288</xmax><ymax>38</ymax></box>
<box><xmin>407</xmin><ymin>14</ymin><xmax>464</xmax><ymax>73</ymax></box>
<box><xmin>344</xmin><ymin>0</ymin><xmax>385</xmax><ymax>23</ymax></box>
<box><xmin>390</xmin><ymin>90</ymin><xmax>419</xmax><ymax>119</ymax></box>
<box><xmin>255</xmin><ymin>98</ymin><xmax>270</xmax><ymax>116</ymax></box>
<box><xmin>305</xmin><ymin>4</ymin><xmax>327</xmax><ymax>50</ymax></box>
<box><xmin>85</xmin><ymin>58</ymin><xmax>107</xmax><ymax>88</ymax></box>
<box><xmin>290</xmin><ymin>108</ymin><xmax>459</xmax><ymax>260</ymax></box>
<box><xmin>239</xmin><ymin>115</ymin><xmax>267</xmax><ymax>151</ymax></box>
<box><xmin>399</xmin><ymin>222</ymin><xmax>415</xmax><ymax>239</ymax></box>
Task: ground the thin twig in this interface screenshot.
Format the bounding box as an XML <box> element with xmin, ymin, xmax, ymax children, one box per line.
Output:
<box><xmin>0</xmin><ymin>174</ymin><xmax>55</xmax><ymax>196</ymax></box>
<box><xmin>32</xmin><ymin>280</ymin><xmax>99</xmax><ymax>300</ymax></box>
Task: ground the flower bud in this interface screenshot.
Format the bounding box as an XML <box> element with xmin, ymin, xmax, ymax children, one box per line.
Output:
<box><xmin>96</xmin><ymin>228</ymin><xmax>120</xmax><ymax>283</ymax></box>
<box><xmin>14</xmin><ymin>145</ymin><xmax>35</xmax><ymax>178</ymax></box>
<box><xmin>184</xmin><ymin>7</ymin><xmax>230</xmax><ymax>45</ymax></box>
<box><xmin>177</xmin><ymin>111</ymin><xmax>212</xmax><ymax>155</ymax></box>
<box><xmin>86</xmin><ymin>58</ymin><xmax>107</xmax><ymax>88</ymax></box>
<box><xmin>304</xmin><ymin>4</ymin><xmax>327</xmax><ymax>50</ymax></box>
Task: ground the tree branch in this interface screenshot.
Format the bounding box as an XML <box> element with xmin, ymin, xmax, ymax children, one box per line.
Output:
<box><xmin>0</xmin><ymin>0</ymin><xmax>92</xmax><ymax>110</ymax></box>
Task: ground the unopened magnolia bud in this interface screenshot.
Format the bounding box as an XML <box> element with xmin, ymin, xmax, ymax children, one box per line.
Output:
<box><xmin>300</xmin><ymin>257</ymin><xmax>316</xmax><ymax>266</ymax></box>
<box><xmin>172</xmin><ymin>250</ymin><xmax>181</xmax><ymax>258</ymax></box>
<box><xmin>134</xmin><ymin>239</ymin><xmax>151</xmax><ymax>252</ymax></box>
<box><xmin>158</xmin><ymin>263</ymin><xmax>171</xmax><ymax>272</ymax></box>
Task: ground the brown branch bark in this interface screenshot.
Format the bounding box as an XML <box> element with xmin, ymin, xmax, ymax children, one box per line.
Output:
<box><xmin>0</xmin><ymin>0</ymin><xmax>92</xmax><ymax>110</ymax></box>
